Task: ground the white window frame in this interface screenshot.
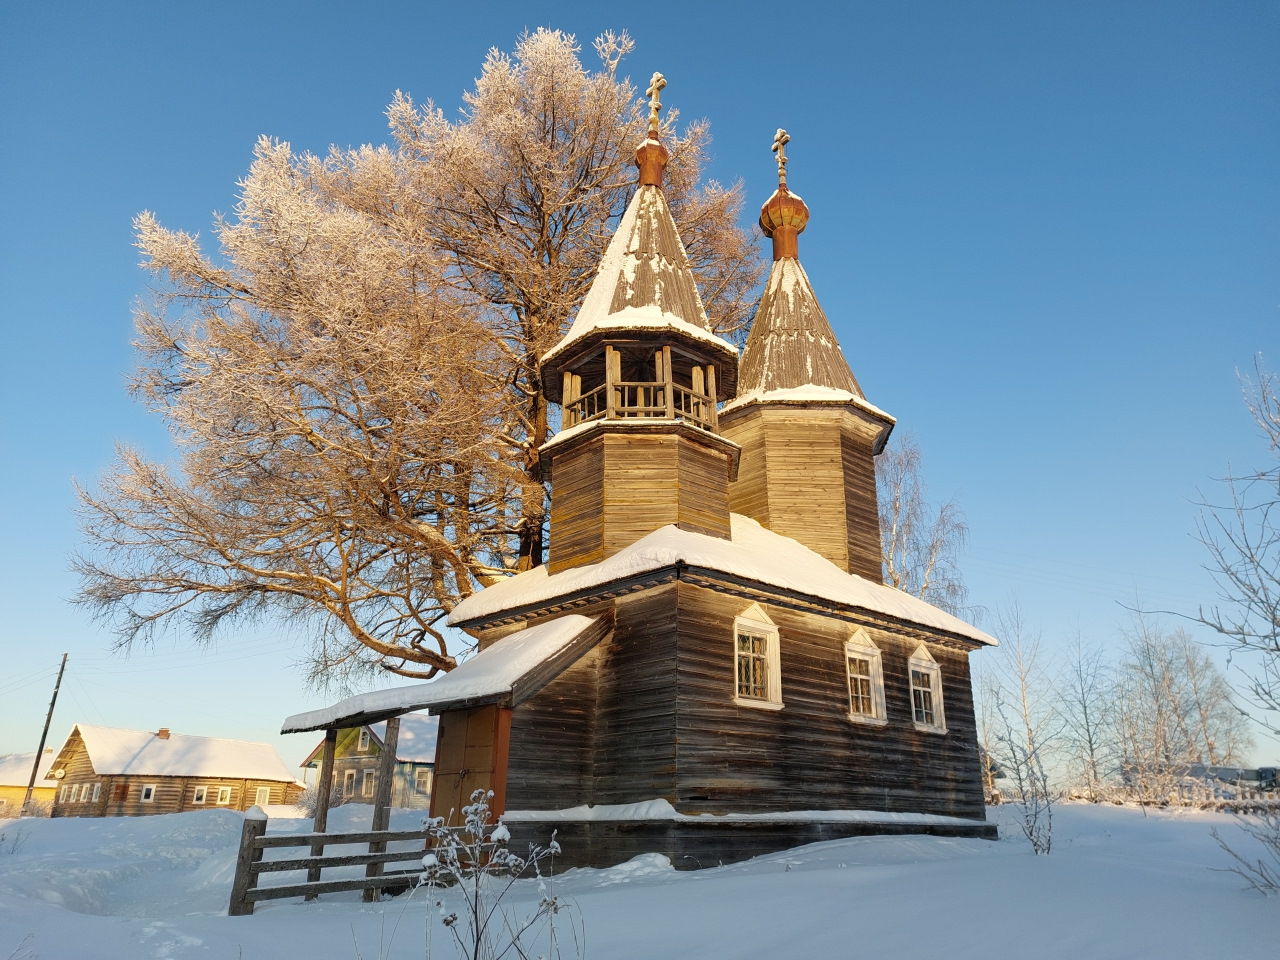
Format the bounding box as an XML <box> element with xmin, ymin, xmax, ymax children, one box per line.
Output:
<box><xmin>909</xmin><ymin>645</ymin><xmax>947</xmax><ymax>734</ymax></box>
<box><xmin>358</xmin><ymin>728</ymin><xmax>371</xmax><ymax>752</ymax></box>
<box><xmin>344</xmin><ymin>770</ymin><xmax>356</xmax><ymax>796</ymax></box>
<box><xmin>78</xmin><ymin>783</ymin><xmax>91</xmax><ymax>802</ymax></box>
<box><xmin>733</xmin><ymin>603</ymin><xmax>783</xmax><ymax>710</ymax></box>
<box><xmin>845</xmin><ymin>629</ymin><xmax>887</xmax><ymax>725</ymax></box>
<box><xmin>141</xmin><ymin>784</ymin><xmax>157</xmax><ymax>802</ymax></box>
<box><xmin>60</xmin><ymin>785</ymin><xmax>69</xmax><ymax>803</ymax></box>
<box><xmin>362</xmin><ymin>771</ymin><xmax>378</xmax><ymax>798</ymax></box>
<box><xmin>414</xmin><ymin>769</ymin><xmax>432</xmax><ymax>795</ymax></box>
<box><xmin>192</xmin><ymin>786</ymin><xmax>207</xmax><ymax>804</ymax></box>
<box><xmin>254</xmin><ymin>786</ymin><xmax>271</xmax><ymax>807</ymax></box>
<box><xmin>91</xmin><ymin>782</ymin><xmax>101</xmax><ymax>802</ymax></box>
<box><xmin>216</xmin><ymin>786</ymin><xmax>232</xmax><ymax>805</ymax></box>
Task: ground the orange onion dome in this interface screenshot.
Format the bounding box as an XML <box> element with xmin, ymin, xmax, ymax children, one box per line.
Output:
<box><xmin>759</xmin><ymin>129</ymin><xmax>809</xmax><ymax>260</ymax></box>
<box><xmin>636</xmin><ymin>72</ymin><xmax>671</xmax><ymax>187</ymax></box>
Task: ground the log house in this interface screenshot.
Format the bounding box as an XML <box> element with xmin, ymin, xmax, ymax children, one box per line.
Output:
<box><xmin>46</xmin><ymin>724</ymin><xmax>302</xmax><ymax>818</ymax></box>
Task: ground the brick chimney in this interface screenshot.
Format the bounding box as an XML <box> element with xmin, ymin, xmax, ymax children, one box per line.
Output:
<box><xmin>156</xmin><ymin>728</ymin><xmax>170</xmax><ymax>740</ymax></box>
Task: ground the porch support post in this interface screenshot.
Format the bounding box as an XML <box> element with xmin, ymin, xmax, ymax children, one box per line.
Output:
<box><xmin>305</xmin><ymin>726</ymin><xmax>337</xmax><ymax>900</ymax></box>
<box><xmin>363</xmin><ymin>716</ymin><xmax>401</xmax><ymax>901</ymax></box>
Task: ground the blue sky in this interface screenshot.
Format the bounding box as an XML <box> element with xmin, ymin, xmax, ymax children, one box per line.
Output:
<box><xmin>1</xmin><ymin>1</ymin><xmax>1276</xmax><ymax>768</ymax></box>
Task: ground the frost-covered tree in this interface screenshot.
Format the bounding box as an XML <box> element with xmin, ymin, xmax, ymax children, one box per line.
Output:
<box><xmin>74</xmin><ymin>29</ymin><xmax>762</xmax><ymax>681</ymax></box>
<box><xmin>1196</xmin><ymin>358</ymin><xmax>1280</xmax><ymax>730</ymax></box>
<box><xmin>876</xmin><ymin>433</ymin><xmax>972</xmax><ymax>616</ymax></box>
<box><xmin>1112</xmin><ymin>615</ymin><xmax>1252</xmax><ymax>803</ymax></box>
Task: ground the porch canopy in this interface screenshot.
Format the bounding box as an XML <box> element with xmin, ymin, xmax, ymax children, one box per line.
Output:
<box><xmin>281</xmin><ymin>614</ymin><xmax>611</xmax><ymax>734</ymax></box>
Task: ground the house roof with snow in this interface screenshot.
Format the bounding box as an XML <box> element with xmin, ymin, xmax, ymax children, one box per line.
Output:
<box><xmin>0</xmin><ymin>749</ymin><xmax>55</xmax><ymax>788</ymax></box>
<box><xmin>281</xmin><ymin>614</ymin><xmax>614</xmax><ymax>733</ymax></box>
<box><xmin>48</xmin><ymin>724</ymin><xmax>299</xmax><ymax>783</ymax></box>
<box><xmin>447</xmin><ymin>514</ymin><xmax>996</xmax><ymax>649</ymax></box>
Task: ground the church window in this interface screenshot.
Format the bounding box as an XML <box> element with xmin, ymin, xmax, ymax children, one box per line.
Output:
<box><xmin>733</xmin><ymin>604</ymin><xmax>782</xmax><ymax>710</ymax></box>
<box><xmin>845</xmin><ymin>630</ymin><xmax>886</xmax><ymax>725</ymax></box>
<box><xmin>909</xmin><ymin>645</ymin><xmax>947</xmax><ymax>733</ymax></box>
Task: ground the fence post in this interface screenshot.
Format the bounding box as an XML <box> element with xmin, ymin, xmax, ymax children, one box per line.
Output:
<box><xmin>228</xmin><ymin>807</ymin><xmax>268</xmax><ymax>916</ymax></box>
<box><xmin>306</xmin><ymin>727</ymin><xmax>338</xmax><ymax>901</ymax></box>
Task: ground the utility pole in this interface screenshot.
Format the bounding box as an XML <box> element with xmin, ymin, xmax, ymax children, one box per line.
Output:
<box><xmin>22</xmin><ymin>653</ymin><xmax>67</xmax><ymax>817</ymax></box>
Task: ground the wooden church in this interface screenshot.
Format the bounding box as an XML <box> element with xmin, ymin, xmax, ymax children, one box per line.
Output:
<box><xmin>284</xmin><ymin>75</ymin><xmax>997</xmax><ymax>867</ymax></box>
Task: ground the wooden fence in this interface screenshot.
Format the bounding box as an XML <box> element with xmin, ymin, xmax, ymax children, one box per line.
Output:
<box><xmin>228</xmin><ymin>813</ymin><xmax>431</xmax><ymax>916</ymax></box>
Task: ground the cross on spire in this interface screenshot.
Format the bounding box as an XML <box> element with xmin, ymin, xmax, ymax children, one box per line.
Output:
<box><xmin>772</xmin><ymin>129</ymin><xmax>791</xmax><ymax>188</ymax></box>
<box><xmin>646</xmin><ymin>72</ymin><xmax>667</xmax><ymax>136</ymax></box>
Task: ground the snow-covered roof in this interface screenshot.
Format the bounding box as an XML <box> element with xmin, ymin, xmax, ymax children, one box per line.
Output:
<box><xmin>540</xmin><ymin>184</ymin><xmax>738</xmax><ymax>397</ymax></box>
<box><xmin>733</xmin><ymin>256</ymin><xmax>876</xmax><ymax>407</ymax></box>
<box><xmin>449</xmin><ymin>515</ymin><xmax>996</xmax><ymax>648</ymax></box>
<box><xmin>722</xmin><ymin>384</ymin><xmax>895</xmax><ymax>425</ymax></box>
<box><xmin>0</xmin><ymin>749</ymin><xmax>55</xmax><ymax>788</ymax></box>
<box><xmin>54</xmin><ymin>725</ymin><xmax>298</xmax><ymax>782</ymax></box>
<box><xmin>281</xmin><ymin>614</ymin><xmax>611</xmax><ymax>733</ymax></box>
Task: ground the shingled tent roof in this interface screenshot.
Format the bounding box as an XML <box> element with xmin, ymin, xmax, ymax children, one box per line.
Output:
<box><xmin>733</xmin><ymin>256</ymin><xmax>866</xmax><ymax>400</ymax></box>
<box><xmin>540</xmin><ymin>77</ymin><xmax>740</xmax><ymax>405</ymax></box>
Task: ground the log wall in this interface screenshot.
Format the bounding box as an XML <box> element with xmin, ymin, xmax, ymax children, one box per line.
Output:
<box><xmin>671</xmin><ymin>583</ymin><xmax>985</xmax><ymax>818</ymax></box>
<box><xmin>723</xmin><ymin>406</ymin><xmax>885</xmax><ymax>583</ymax></box>
<box><xmin>547</xmin><ymin>433</ymin><xmax>733</xmax><ymax>574</ymax></box>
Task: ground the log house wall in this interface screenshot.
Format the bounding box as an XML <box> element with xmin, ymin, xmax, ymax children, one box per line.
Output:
<box><xmin>671</xmin><ymin>583</ymin><xmax>984</xmax><ymax>818</ymax></box>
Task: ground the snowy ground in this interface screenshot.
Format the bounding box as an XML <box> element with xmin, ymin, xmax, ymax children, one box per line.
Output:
<box><xmin>0</xmin><ymin>802</ymin><xmax>1275</xmax><ymax>959</ymax></box>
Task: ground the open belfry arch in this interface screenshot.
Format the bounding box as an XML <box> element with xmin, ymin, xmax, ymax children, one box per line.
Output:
<box><xmin>284</xmin><ymin>77</ymin><xmax>998</xmax><ymax>867</ymax></box>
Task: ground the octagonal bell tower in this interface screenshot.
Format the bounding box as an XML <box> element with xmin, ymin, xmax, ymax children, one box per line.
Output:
<box><xmin>720</xmin><ymin>131</ymin><xmax>895</xmax><ymax>583</ymax></box>
<box><xmin>539</xmin><ymin>74</ymin><xmax>741</xmax><ymax>575</ymax></box>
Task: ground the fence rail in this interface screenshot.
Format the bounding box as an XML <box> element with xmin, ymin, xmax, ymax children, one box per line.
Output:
<box><xmin>228</xmin><ymin>813</ymin><xmax>432</xmax><ymax>916</ymax></box>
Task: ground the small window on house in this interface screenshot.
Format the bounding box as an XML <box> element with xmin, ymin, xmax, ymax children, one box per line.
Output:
<box><xmin>141</xmin><ymin>785</ymin><xmax>156</xmax><ymax>802</ymax></box>
<box><xmin>362</xmin><ymin>771</ymin><xmax>377</xmax><ymax>798</ymax></box>
<box><xmin>79</xmin><ymin>783</ymin><xmax>92</xmax><ymax>802</ymax></box>
<box><xmin>254</xmin><ymin>786</ymin><xmax>271</xmax><ymax>807</ymax></box>
<box><xmin>91</xmin><ymin>782</ymin><xmax>101</xmax><ymax>801</ymax></box>
<box><xmin>909</xmin><ymin>645</ymin><xmax>947</xmax><ymax>734</ymax></box>
<box><xmin>193</xmin><ymin>786</ymin><xmax>207</xmax><ymax>804</ymax></box>
<box><xmin>733</xmin><ymin>603</ymin><xmax>783</xmax><ymax>709</ymax></box>
<box><xmin>414</xmin><ymin>769</ymin><xmax>432</xmax><ymax>795</ymax></box>
<box><xmin>358</xmin><ymin>728</ymin><xmax>371</xmax><ymax>752</ymax></box>
<box><xmin>216</xmin><ymin>787</ymin><xmax>232</xmax><ymax>805</ymax></box>
<box><xmin>845</xmin><ymin>630</ymin><xmax>887</xmax><ymax>725</ymax></box>
<box><xmin>343</xmin><ymin>770</ymin><xmax>356</xmax><ymax>796</ymax></box>
<box><xmin>59</xmin><ymin>786</ymin><xmax>69</xmax><ymax>803</ymax></box>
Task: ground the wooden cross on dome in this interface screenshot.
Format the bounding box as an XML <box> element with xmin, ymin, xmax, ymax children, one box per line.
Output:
<box><xmin>646</xmin><ymin>72</ymin><xmax>667</xmax><ymax>135</ymax></box>
<box><xmin>773</xmin><ymin>129</ymin><xmax>790</xmax><ymax>188</ymax></box>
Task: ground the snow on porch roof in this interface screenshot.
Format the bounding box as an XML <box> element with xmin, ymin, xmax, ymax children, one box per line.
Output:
<box><xmin>281</xmin><ymin>614</ymin><xmax>611</xmax><ymax>734</ymax></box>
<box><xmin>449</xmin><ymin>514</ymin><xmax>997</xmax><ymax>648</ymax></box>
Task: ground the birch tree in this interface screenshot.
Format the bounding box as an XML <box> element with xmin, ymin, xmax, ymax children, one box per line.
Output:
<box><xmin>1196</xmin><ymin>359</ymin><xmax>1280</xmax><ymax>728</ymax></box>
<box><xmin>877</xmin><ymin>433</ymin><xmax>972</xmax><ymax>616</ymax></box>
<box><xmin>74</xmin><ymin>29</ymin><xmax>762</xmax><ymax>680</ymax></box>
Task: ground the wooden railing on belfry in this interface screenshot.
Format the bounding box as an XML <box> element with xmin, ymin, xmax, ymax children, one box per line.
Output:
<box><xmin>228</xmin><ymin>811</ymin><xmax>433</xmax><ymax>916</ymax></box>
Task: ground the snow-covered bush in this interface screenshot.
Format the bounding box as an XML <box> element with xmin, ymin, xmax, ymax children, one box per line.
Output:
<box><xmin>296</xmin><ymin>780</ymin><xmax>344</xmax><ymax>818</ymax></box>
<box><xmin>417</xmin><ymin>790</ymin><xmax>582</xmax><ymax>960</ymax></box>
<box><xmin>1213</xmin><ymin>810</ymin><xmax>1280</xmax><ymax>895</ymax></box>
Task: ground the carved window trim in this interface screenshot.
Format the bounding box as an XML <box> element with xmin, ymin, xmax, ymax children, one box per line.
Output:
<box><xmin>845</xmin><ymin>629</ymin><xmax>887</xmax><ymax>726</ymax></box>
<box><xmin>733</xmin><ymin>603</ymin><xmax>783</xmax><ymax>711</ymax></box>
<box><xmin>909</xmin><ymin>645</ymin><xmax>947</xmax><ymax>734</ymax></box>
